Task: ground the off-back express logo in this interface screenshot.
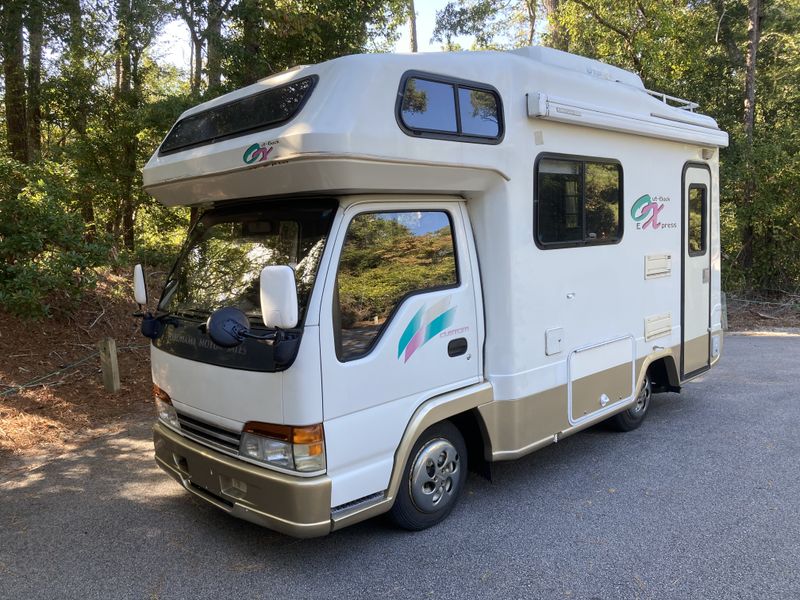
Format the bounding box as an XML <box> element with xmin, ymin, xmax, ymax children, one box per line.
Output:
<box><xmin>631</xmin><ymin>194</ymin><xmax>678</xmax><ymax>230</ymax></box>
<box><xmin>243</xmin><ymin>139</ymin><xmax>279</xmax><ymax>164</ymax></box>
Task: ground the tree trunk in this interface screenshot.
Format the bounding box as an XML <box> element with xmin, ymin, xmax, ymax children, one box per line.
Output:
<box><xmin>1</xmin><ymin>0</ymin><xmax>29</xmax><ymax>163</ymax></box>
<box><xmin>66</xmin><ymin>0</ymin><xmax>96</xmax><ymax>239</ymax></box>
<box><xmin>26</xmin><ymin>0</ymin><xmax>43</xmax><ymax>160</ymax></box>
<box><xmin>740</xmin><ymin>0</ymin><xmax>760</xmax><ymax>274</ymax></box>
<box><xmin>207</xmin><ymin>0</ymin><xmax>223</xmax><ymax>92</ymax></box>
<box><xmin>409</xmin><ymin>0</ymin><xmax>418</xmax><ymax>52</ymax></box>
<box><xmin>192</xmin><ymin>34</ymin><xmax>203</xmax><ymax>94</ymax></box>
<box><xmin>743</xmin><ymin>0</ymin><xmax>760</xmax><ymax>144</ymax></box>
<box><xmin>543</xmin><ymin>0</ymin><xmax>569</xmax><ymax>51</ymax></box>
<box><xmin>116</xmin><ymin>0</ymin><xmax>136</xmax><ymax>251</ymax></box>
<box><xmin>189</xmin><ymin>206</ymin><xmax>201</xmax><ymax>230</ymax></box>
<box><xmin>240</xmin><ymin>0</ymin><xmax>262</xmax><ymax>85</ymax></box>
<box><xmin>525</xmin><ymin>0</ymin><xmax>537</xmax><ymax>46</ymax></box>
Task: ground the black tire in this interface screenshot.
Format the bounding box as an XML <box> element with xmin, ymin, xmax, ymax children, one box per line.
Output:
<box><xmin>389</xmin><ymin>420</ymin><xmax>468</xmax><ymax>531</ymax></box>
<box><xmin>609</xmin><ymin>373</ymin><xmax>652</xmax><ymax>432</ymax></box>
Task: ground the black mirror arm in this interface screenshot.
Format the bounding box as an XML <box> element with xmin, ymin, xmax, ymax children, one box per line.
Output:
<box><xmin>135</xmin><ymin>311</ymin><xmax>181</xmax><ymax>340</ymax></box>
<box><xmin>236</xmin><ymin>326</ymin><xmax>284</xmax><ymax>345</ymax></box>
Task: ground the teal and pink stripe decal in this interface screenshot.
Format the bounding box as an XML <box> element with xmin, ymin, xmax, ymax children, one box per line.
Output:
<box><xmin>397</xmin><ymin>298</ymin><xmax>457</xmax><ymax>363</ymax></box>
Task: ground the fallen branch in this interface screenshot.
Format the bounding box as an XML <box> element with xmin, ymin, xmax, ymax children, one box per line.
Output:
<box><xmin>88</xmin><ymin>307</ymin><xmax>106</xmax><ymax>329</ymax></box>
<box><xmin>753</xmin><ymin>310</ymin><xmax>779</xmax><ymax>320</ymax></box>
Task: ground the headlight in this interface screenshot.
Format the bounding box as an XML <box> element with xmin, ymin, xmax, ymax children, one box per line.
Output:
<box><xmin>153</xmin><ymin>385</ymin><xmax>180</xmax><ymax>430</ymax></box>
<box><xmin>240</xmin><ymin>422</ymin><xmax>325</xmax><ymax>473</ymax></box>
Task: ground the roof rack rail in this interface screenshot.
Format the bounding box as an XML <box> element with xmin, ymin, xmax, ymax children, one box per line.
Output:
<box><xmin>645</xmin><ymin>89</ymin><xmax>699</xmax><ymax>112</ymax></box>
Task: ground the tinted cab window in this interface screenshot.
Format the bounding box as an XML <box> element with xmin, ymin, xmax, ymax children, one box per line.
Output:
<box><xmin>334</xmin><ymin>211</ymin><xmax>458</xmax><ymax>361</ymax></box>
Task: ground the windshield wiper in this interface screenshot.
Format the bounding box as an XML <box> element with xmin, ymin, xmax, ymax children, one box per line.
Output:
<box><xmin>172</xmin><ymin>308</ymin><xmax>211</xmax><ymax>320</ymax></box>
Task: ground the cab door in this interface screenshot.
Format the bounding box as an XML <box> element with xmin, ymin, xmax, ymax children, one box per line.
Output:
<box><xmin>682</xmin><ymin>164</ymin><xmax>712</xmax><ymax>378</ymax></box>
<box><xmin>319</xmin><ymin>199</ymin><xmax>482</xmax><ymax>506</ymax></box>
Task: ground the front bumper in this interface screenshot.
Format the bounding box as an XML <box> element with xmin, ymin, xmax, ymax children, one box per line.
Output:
<box><xmin>153</xmin><ymin>422</ymin><xmax>332</xmax><ymax>538</ymax></box>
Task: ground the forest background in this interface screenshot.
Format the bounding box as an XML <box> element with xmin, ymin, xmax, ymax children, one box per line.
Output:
<box><xmin>0</xmin><ymin>0</ymin><xmax>797</xmax><ymax>319</ymax></box>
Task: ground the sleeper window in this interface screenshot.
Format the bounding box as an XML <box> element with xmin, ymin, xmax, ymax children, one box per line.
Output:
<box><xmin>536</xmin><ymin>157</ymin><xmax>623</xmax><ymax>247</ymax></box>
<box><xmin>688</xmin><ymin>186</ymin><xmax>707</xmax><ymax>256</ymax></box>
<box><xmin>335</xmin><ymin>211</ymin><xmax>458</xmax><ymax>361</ymax></box>
<box><xmin>398</xmin><ymin>73</ymin><xmax>503</xmax><ymax>142</ymax></box>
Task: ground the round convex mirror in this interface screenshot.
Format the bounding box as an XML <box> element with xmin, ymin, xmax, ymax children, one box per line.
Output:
<box><xmin>206</xmin><ymin>306</ymin><xmax>250</xmax><ymax>348</ymax></box>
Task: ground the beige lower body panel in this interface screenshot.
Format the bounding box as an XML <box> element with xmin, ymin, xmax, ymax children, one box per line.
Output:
<box><xmin>683</xmin><ymin>333</ymin><xmax>710</xmax><ymax>375</ymax></box>
<box><xmin>481</xmin><ymin>347</ymin><xmax>681</xmax><ymax>461</ymax></box>
<box><xmin>153</xmin><ymin>423</ymin><xmax>332</xmax><ymax>538</ymax></box>
<box><xmin>571</xmin><ymin>362</ymin><xmax>633</xmax><ymax>422</ymax></box>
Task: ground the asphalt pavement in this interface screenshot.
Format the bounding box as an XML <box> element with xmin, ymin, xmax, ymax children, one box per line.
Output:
<box><xmin>1</xmin><ymin>333</ymin><xmax>799</xmax><ymax>600</ymax></box>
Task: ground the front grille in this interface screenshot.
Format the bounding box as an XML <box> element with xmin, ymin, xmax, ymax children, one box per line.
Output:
<box><xmin>176</xmin><ymin>411</ymin><xmax>241</xmax><ymax>452</ymax></box>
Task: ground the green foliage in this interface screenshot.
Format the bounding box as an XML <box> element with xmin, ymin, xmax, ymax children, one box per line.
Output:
<box><xmin>432</xmin><ymin>0</ymin><xmax>537</xmax><ymax>49</ymax></box>
<box><xmin>0</xmin><ymin>157</ymin><xmax>108</xmax><ymax>317</ymax></box>
<box><xmin>224</xmin><ymin>0</ymin><xmax>406</xmax><ymax>88</ymax></box>
<box><xmin>0</xmin><ymin>0</ymin><xmax>409</xmax><ymax>319</ymax></box>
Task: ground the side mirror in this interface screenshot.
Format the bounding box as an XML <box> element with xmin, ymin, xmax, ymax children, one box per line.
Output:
<box><xmin>133</xmin><ymin>264</ymin><xmax>148</xmax><ymax>306</ymax></box>
<box><xmin>260</xmin><ymin>266</ymin><xmax>298</xmax><ymax>329</ymax></box>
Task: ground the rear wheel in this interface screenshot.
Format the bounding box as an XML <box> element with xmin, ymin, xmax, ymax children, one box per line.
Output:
<box><xmin>609</xmin><ymin>373</ymin><xmax>652</xmax><ymax>432</ymax></box>
<box><xmin>389</xmin><ymin>421</ymin><xmax>467</xmax><ymax>531</ymax></box>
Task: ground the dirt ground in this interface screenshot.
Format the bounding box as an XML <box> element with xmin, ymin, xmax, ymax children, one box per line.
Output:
<box><xmin>1</xmin><ymin>276</ymin><xmax>798</xmax><ymax>473</ymax></box>
<box><xmin>0</xmin><ymin>271</ymin><xmax>154</xmax><ymax>469</ymax></box>
<box><xmin>726</xmin><ymin>294</ymin><xmax>800</xmax><ymax>331</ymax></box>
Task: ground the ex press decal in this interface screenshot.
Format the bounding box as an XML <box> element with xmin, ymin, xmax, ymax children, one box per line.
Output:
<box><xmin>243</xmin><ymin>139</ymin><xmax>279</xmax><ymax>164</ymax></box>
<box><xmin>631</xmin><ymin>194</ymin><xmax>678</xmax><ymax>230</ymax></box>
<box><xmin>397</xmin><ymin>298</ymin><xmax>456</xmax><ymax>363</ymax></box>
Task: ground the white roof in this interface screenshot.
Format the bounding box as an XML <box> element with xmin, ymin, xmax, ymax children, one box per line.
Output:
<box><xmin>143</xmin><ymin>47</ymin><xmax>727</xmax><ymax>205</ymax></box>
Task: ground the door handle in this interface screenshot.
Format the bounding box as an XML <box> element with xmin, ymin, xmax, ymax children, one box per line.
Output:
<box><xmin>447</xmin><ymin>338</ymin><xmax>468</xmax><ymax>357</ymax></box>
<box><xmin>702</xmin><ymin>268</ymin><xmax>710</xmax><ymax>283</ymax></box>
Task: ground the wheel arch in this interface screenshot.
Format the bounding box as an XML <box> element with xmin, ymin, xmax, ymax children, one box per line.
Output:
<box><xmin>330</xmin><ymin>382</ymin><xmax>493</xmax><ymax>531</ymax></box>
<box><xmin>642</xmin><ymin>353</ymin><xmax>681</xmax><ymax>394</ymax></box>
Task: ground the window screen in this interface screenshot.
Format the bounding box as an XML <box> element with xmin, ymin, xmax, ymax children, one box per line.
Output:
<box><xmin>688</xmin><ymin>186</ymin><xmax>707</xmax><ymax>256</ymax></box>
<box><xmin>160</xmin><ymin>76</ymin><xmax>317</xmax><ymax>155</ymax></box>
<box><xmin>335</xmin><ymin>211</ymin><xmax>458</xmax><ymax>361</ymax></box>
<box><xmin>399</xmin><ymin>73</ymin><xmax>502</xmax><ymax>142</ymax></box>
<box><xmin>536</xmin><ymin>157</ymin><xmax>623</xmax><ymax>247</ymax></box>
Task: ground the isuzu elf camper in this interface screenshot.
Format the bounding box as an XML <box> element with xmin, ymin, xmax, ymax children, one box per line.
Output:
<box><xmin>136</xmin><ymin>47</ymin><xmax>727</xmax><ymax>537</ymax></box>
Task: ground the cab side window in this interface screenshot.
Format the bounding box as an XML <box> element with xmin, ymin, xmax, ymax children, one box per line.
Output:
<box><xmin>334</xmin><ymin>211</ymin><xmax>458</xmax><ymax>361</ymax></box>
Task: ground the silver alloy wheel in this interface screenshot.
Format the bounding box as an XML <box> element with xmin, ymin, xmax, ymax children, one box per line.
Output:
<box><xmin>631</xmin><ymin>374</ymin><xmax>652</xmax><ymax>414</ymax></box>
<box><xmin>409</xmin><ymin>438</ymin><xmax>461</xmax><ymax>513</ymax></box>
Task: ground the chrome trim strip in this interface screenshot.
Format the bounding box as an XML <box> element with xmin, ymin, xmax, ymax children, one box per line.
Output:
<box><xmin>176</xmin><ymin>417</ymin><xmax>241</xmax><ymax>446</ymax></box>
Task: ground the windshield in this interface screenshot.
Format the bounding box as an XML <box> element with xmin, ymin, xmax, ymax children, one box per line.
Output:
<box><xmin>159</xmin><ymin>199</ymin><xmax>337</xmax><ymax>325</ymax></box>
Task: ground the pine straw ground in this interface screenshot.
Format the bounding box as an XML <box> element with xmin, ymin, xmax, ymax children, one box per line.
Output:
<box><xmin>0</xmin><ymin>270</ymin><xmax>154</xmax><ymax>471</ymax></box>
<box><xmin>0</xmin><ymin>272</ymin><xmax>798</xmax><ymax>473</ymax></box>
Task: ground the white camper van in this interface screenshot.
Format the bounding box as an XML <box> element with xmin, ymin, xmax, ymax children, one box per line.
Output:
<box><xmin>137</xmin><ymin>47</ymin><xmax>727</xmax><ymax>537</ymax></box>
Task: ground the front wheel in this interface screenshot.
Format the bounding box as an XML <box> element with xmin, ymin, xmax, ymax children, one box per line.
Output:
<box><xmin>389</xmin><ymin>421</ymin><xmax>467</xmax><ymax>531</ymax></box>
<box><xmin>609</xmin><ymin>373</ymin><xmax>652</xmax><ymax>432</ymax></box>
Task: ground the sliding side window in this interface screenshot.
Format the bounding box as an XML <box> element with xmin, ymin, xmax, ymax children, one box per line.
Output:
<box><xmin>397</xmin><ymin>72</ymin><xmax>503</xmax><ymax>143</ymax></box>
<box><xmin>536</xmin><ymin>156</ymin><xmax>623</xmax><ymax>248</ymax></box>
<box><xmin>334</xmin><ymin>211</ymin><xmax>458</xmax><ymax>361</ymax></box>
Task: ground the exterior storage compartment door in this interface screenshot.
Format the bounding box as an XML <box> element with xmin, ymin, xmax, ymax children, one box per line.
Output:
<box><xmin>568</xmin><ymin>335</ymin><xmax>635</xmax><ymax>425</ymax></box>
